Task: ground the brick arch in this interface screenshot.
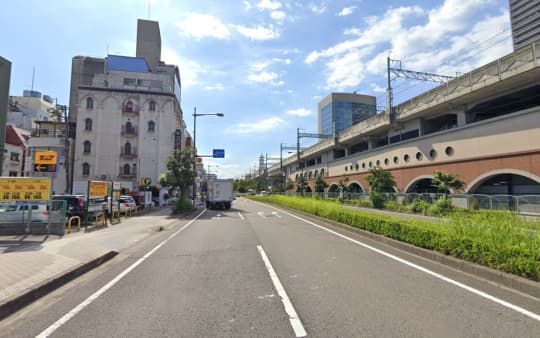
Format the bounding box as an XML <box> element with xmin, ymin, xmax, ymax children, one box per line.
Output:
<box><xmin>404</xmin><ymin>175</ymin><xmax>434</xmax><ymax>193</ymax></box>
<box><xmin>328</xmin><ymin>184</ymin><xmax>339</xmax><ymax>193</ymax></box>
<box><xmin>347</xmin><ymin>181</ymin><xmax>365</xmax><ymax>193</ymax></box>
<box><xmin>466</xmin><ymin>169</ymin><xmax>540</xmax><ymax>193</ymax></box>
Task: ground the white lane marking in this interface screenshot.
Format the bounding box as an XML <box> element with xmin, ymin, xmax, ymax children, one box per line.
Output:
<box><xmin>271</xmin><ymin>211</ymin><xmax>282</xmax><ymax>218</ymax></box>
<box><xmin>257</xmin><ymin>245</ymin><xmax>307</xmax><ymax>337</ymax></box>
<box><xmin>253</xmin><ymin>201</ymin><xmax>540</xmax><ymax>322</ymax></box>
<box><xmin>257</xmin><ymin>212</ymin><xmax>267</xmax><ymax>219</ymax></box>
<box><xmin>36</xmin><ymin>209</ymin><xmax>208</xmax><ymax>338</ymax></box>
<box><xmin>238</xmin><ymin>212</ymin><xmax>245</xmax><ymax>220</ymax></box>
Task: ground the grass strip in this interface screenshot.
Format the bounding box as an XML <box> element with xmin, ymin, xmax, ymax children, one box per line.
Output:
<box><xmin>249</xmin><ymin>195</ymin><xmax>540</xmax><ymax>281</ymax></box>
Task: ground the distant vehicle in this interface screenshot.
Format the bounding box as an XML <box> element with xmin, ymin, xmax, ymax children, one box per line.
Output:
<box><xmin>206</xmin><ymin>179</ymin><xmax>234</xmax><ymax>210</ymax></box>
<box><xmin>119</xmin><ymin>195</ymin><xmax>137</xmax><ymax>212</ymax></box>
<box><xmin>247</xmin><ymin>189</ymin><xmax>256</xmax><ymax>195</ymax></box>
<box><xmin>52</xmin><ymin>195</ymin><xmax>85</xmax><ymax>218</ymax></box>
<box><xmin>259</xmin><ymin>191</ymin><xmax>269</xmax><ymax>196</ymax></box>
<box><xmin>0</xmin><ymin>204</ymin><xmax>49</xmax><ymax>223</ymax></box>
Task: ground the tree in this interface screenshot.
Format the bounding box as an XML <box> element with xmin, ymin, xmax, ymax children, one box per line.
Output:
<box><xmin>366</xmin><ymin>167</ymin><xmax>396</xmax><ymax>208</ymax></box>
<box><xmin>285</xmin><ymin>178</ymin><xmax>294</xmax><ymax>191</ymax></box>
<box><xmin>432</xmin><ymin>170</ymin><xmax>464</xmax><ymax>196</ymax></box>
<box><xmin>296</xmin><ymin>174</ymin><xmax>307</xmax><ymax>195</ymax></box>
<box><xmin>337</xmin><ymin>177</ymin><xmax>349</xmax><ymax>193</ymax></box>
<box><xmin>159</xmin><ymin>147</ymin><xmax>196</xmax><ymax>200</ymax></box>
<box><xmin>314</xmin><ymin>175</ymin><xmax>329</xmax><ymax>193</ymax></box>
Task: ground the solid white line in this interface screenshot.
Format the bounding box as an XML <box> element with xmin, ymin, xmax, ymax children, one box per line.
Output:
<box><xmin>36</xmin><ymin>209</ymin><xmax>207</xmax><ymax>338</ymax></box>
<box><xmin>238</xmin><ymin>212</ymin><xmax>245</xmax><ymax>220</ymax></box>
<box><xmin>253</xmin><ymin>201</ymin><xmax>540</xmax><ymax>322</ymax></box>
<box><xmin>257</xmin><ymin>245</ymin><xmax>307</xmax><ymax>337</ymax></box>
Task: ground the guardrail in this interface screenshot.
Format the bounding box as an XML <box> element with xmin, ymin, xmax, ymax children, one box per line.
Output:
<box><xmin>67</xmin><ymin>216</ymin><xmax>81</xmax><ymax>233</ymax></box>
<box><xmin>110</xmin><ymin>210</ymin><xmax>121</xmax><ymax>224</ymax></box>
<box><xmin>94</xmin><ymin>212</ymin><xmax>106</xmax><ymax>227</ymax></box>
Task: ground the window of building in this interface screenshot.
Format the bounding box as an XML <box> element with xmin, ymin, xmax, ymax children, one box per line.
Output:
<box><xmin>126</xmin><ymin>121</ymin><xmax>133</xmax><ymax>134</ymax></box>
<box><xmin>345</xmin><ymin>166</ymin><xmax>348</xmax><ymax>171</ymax></box>
<box><xmin>314</xmin><ymin>170</ymin><xmax>318</xmax><ymax>177</ymax></box>
<box><xmin>376</xmin><ymin>160</ymin><xmax>381</xmax><ymax>167</ymax></box>
<box><xmin>83</xmin><ymin>141</ymin><xmax>91</xmax><ymax>153</ymax></box>
<box><xmin>384</xmin><ymin>158</ymin><xmax>389</xmax><ymax>166</ymax></box>
<box><xmin>85</xmin><ymin>118</ymin><xmax>92</xmax><ymax>131</ymax></box>
<box><xmin>125</xmin><ymin>100</ymin><xmax>133</xmax><ymax>112</ymax></box>
<box><xmin>123</xmin><ymin>164</ymin><xmax>131</xmax><ymax>175</ymax></box>
<box><xmin>10</xmin><ymin>152</ymin><xmax>19</xmax><ymax>161</ymax></box>
<box><xmin>148</xmin><ymin>120</ymin><xmax>155</xmax><ymax>132</ymax></box>
<box><xmin>393</xmin><ymin>156</ymin><xmax>399</xmax><ymax>164</ymax></box>
<box><xmin>429</xmin><ymin>149</ymin><xmax>437</xmax><ymax>159</ymax></box>
<box><xmin>8</xmin><ymin>171</ymin><xmax>17</xmax><ymax>177</ymax></box>
<box><xmin>445</xmin><ymin>146</ymin><xmax>454</xmax><ymax>156</ymax></box>
<box><xmin>369</xmin><ymin>161</ymin><xmax>373</xmax><ymax>168</ymax></box>
<box><xmin>355</xmin><ymin>163</ymin><xmax>359</xmax><ymax>170</ymax></box>
<box><xmin>320</xmin><ymin>168</ymin><xmax>325</xmax><ymax>177</ymax></box>
<box><xmin>86</xmin><ymin>97</ymin><xmax>94</xmax><ymax>109</ymax></box>
<box><xmin>404</xmin><ymin>154</ymin><xmax>410</xmax><ymax>162</ymax></box>
<box><xmin>82</xmin><ymin>163</ymin><xmax>90</xmax><ymax>176</ymax></box>
<box><xmin>123</xmin><ymin>78</ymin><xmax>136</xmax><ymax>86</ymax></box>
<box><xmin>124</xmin><ymin>142</ymin><xmax>131</xmax><ymax>155</ymax></box>
<box><xmin>350</xmin><ymin>165</ymin><xmax>353</xmax><ymax>171</ymax></box>
<box><xmin>149</xmin><ymin>101</ymin><xmax>156</xmax><ymax>111</ymax></box>
<box><xmin>362</xmin><ymin>163</ymin><xmax>366</xmax><ymax>169</ymax></box>
<box><xmin>416</xmin><ymin>152</ymin><xmax>423</xmax><ymax>160</ymax></box>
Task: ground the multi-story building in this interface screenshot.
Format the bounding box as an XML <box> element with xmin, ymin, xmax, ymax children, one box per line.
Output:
<box><xmin>318</xmin><ymin>93</ymin><xmax>376</xmax><ymax>136</ymax></box>
<box><xmin>3</xmin><ymin>124</ymin><xmax>29</xmax><ymax>177</ymax></box>
<box><xmin>265</xmin><ymin>41</ymin><xmax>540</xmax><ymax>198</ymax></box>
<box><xmin>8</xmin><ymin>90</ymin><xmax>55</xmax><ymax>131</ymax></box>
<box><xmin>509</xmin><ymin>0</ymin><xmax>540</xmax><ymax>50</ymax></box>
<box><xmin>70</xmin><ymin>19</ymin><xmax>187</xmax><ymax>193</ymax></box>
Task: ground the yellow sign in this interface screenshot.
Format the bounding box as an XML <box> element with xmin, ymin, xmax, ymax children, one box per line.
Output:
<box><xmin>35</xmin><ymin>151</ymin><xmax>58</xmax><ymax>165</ymax></box>
<box><xmin>89</xmin><ymin>181</ymin><xmax>109</xmax><ymax>198</ymax></box>
<box><xmin>0</xmin><ymin>178</ymin><xmax>51</xmax><ymax>202</ymax></box>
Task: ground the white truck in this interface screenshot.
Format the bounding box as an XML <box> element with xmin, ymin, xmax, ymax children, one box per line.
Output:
<box><xmin>206</xmin><ymin>179</ymin><xmax>234</xmax><ymax>210</ymax></box>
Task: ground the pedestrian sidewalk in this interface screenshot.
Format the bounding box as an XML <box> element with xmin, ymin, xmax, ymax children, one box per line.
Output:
<box><xmin>0</xmin><ymin>206</ymin><xmax>178</xmax><ymax>316</ymax></box>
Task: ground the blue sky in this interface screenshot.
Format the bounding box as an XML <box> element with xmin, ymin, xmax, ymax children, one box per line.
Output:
<box><xmin>1</xmin><ymin>0</ymin><xmax>513</xmax><ymax>178</ymax></box>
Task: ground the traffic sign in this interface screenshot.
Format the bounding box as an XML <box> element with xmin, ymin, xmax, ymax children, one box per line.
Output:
<box><xmin>34</xmin><ymin>164</ymin><xmax>56</xmax><ymax>172</ymax></box>
<box><xmin>140</xmin><ymin>177</ymin><xmax>152</xmax><ymax>186</ymax></box>
<box><xmin>213</xmin><ymin>149</ymin><xmax>225</xmax><ymax>158</ymax></box>
<box><xmin>35</xmin><ymin>151</ymin><xmax>57</xmax><ymax>165</ymax></box>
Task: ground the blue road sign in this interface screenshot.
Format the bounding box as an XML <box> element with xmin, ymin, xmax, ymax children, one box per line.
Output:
<box><xmin>213</xmin><ymin>149</ymin><xmax>225</xmax><ymax>158</ymax></box>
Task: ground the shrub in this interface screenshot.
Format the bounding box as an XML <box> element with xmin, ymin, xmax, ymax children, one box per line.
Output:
<box><xmin>428</xmin><ymin>197</ymin><xmax>454</xmax><ymax>216</ymax></box>
<box><xmin>370</xmin><ymin>191</ymin><xmax>385</xmax><ymax>209</ymax></box>
<box><xmin>172</xmin><ymin>198</ymin><xmax>194</xmax><ymax>214</ymax></box>
<box><xmin>408</xmin><ymin>198</ymin><xmax>431</xmax><ymax>215</ymax></box>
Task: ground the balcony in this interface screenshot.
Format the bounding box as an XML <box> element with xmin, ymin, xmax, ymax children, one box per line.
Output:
<box><xmin>118</xmin><ymin>166</ymin><xmax>137</xmax><ymax>178</ymax></box>
<box><xmin>122</xmin><ymin>102</ymin><xmax>139</xmax><ymax>115</ymax></box>
<box><xmin>120</xmin><ymin>147</ymin><xmax>137</xmax><ymax>159</ymax></box>
<box><xmin>121</xmin><ymin>125</ymin><xmax>138</xmax><ymax>137</ymax></box>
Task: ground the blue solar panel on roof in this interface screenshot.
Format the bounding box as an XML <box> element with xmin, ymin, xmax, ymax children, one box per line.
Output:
<box><xmin>106</xmin><ymin>55</ymin><xmax>150</xmax><ymax>73</ymax></box>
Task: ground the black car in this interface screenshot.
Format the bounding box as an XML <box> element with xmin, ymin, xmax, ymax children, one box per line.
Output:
<box><xmin>52</xmin><ymin>195</ymin><xmax>85</xmax><ymax>219</ymax></box>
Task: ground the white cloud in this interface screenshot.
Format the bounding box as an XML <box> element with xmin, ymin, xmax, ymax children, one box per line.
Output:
<box><xmin>370</xmin><ymin>83</ymin><xmax>386</xmax><ymax>93</ymax></box>
<box><xmin>176</xmin><ymin>13</ymin><xmax>230</xmax><ymax>40</ymax></box>
<box><xmin>272</xmin><ymin>57</ymin><xmax>292</xmax><ymax>65</ymax></box>
<box><xmin>338</xmin><ymin>6</ymin><xmax>356</xmax><ymax>16</ymax></box>
<box><xmin>243</xmin><ymin>1</ymin><xmax>252</xmax><ymax>10</ymax></box>
<box><xmin>325</xmin><ymin>47</ymin><xmax>373</xmax><ymax>90</ymax></box>
<box><xmin>256</xmin><ymin>0</ymin><xmax>282</xmax><ymax>10</ymax></box>
<box><xmin>248</xmin><ymin>71</ymin><xmax>284</xmax><ymax>86</ymax></box>
<box><xmin>204</xmin><ymin>83</ymin><xmax>225</xmax><ymax>91</ymax></box>
<box><xmin>236</xmin><ymin>24</ymin><xmax>280</xmax><ymax>40</ymax></box>
<box><xmin>271</xmin><ymin>10</ymin><xmax>286</xmax><ymax>21</ymax></box>
<box><xmin>286</xmin><ymin>108</ymin><xmax>312</xmax><ymax>116</ymax></box>
<box><xmin>252</xmin><ymin>62</ymin><xmax>270</xmax><ymax>71</ymax></box>
<box><xmin>233</xmin><ymin>117</ymin><xmax>285</xmax><ymax>134</ymax></box>
<box><xmin>161</xmin><ymin>47</ymin><xmax>206</xmax><ymax>88</ymax></box>
<box><xmin>309</xmin><ymin>2</ymin><xmax>327</xmax><ymax>14</ymax></box>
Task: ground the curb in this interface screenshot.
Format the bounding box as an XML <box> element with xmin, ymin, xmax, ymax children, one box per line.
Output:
<box><xmin>267</xmin><ymin>203</ymin><xmax>540</xmax><ymax>299</ymax></box>
<box><xmin>0</xmin><ymin>251</ymin><xmax>118</xmax><ymax>321</ymax></box>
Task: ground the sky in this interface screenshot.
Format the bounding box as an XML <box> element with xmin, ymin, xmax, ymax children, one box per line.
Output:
<box><xmin>1</xmin><ymin>0</ymin><xmax>514</xmax><ymax>179</ymax></box>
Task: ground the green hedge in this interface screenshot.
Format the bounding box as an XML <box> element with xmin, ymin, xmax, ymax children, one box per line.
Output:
<box><xmin>249</xmin><ymin>195</ymin><xmax>540</xmax><ymax>281</ymax></box>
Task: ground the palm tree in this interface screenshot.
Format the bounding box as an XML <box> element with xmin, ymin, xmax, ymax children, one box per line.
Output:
<box><xmin>432</xmin><ymin>170</ymin><xmax>464</xmax><ymax>197</ymax></box>
<box><xmin>366</xmin><ymin>167</ymin><xmax>396</xmax><ymax>208</ymax></box>
<box><xmin>314</xmin><ymin>175</ymin><xmax>329</xmax><ymax>193</ymax></box>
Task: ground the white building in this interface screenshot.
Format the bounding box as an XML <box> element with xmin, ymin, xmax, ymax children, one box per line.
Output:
<box><xmin>69</xmin><ymin>19</ymin><xmax>187</xmax><ymax>193</ymax></box>
<box><xmin>8</xmin><ymin>91</ymin><xmax>54</xmax><ymax>131</ymax></box>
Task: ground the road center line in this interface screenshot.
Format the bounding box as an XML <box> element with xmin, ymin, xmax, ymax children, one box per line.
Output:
<box><xmin>257</xmin><ymin>245</ymin><xmax>307</xmax><ymax>337</ymax></box>
<box><xmin>238</xmin><ymin>212</ymin><xmax>245</xmax><ymax>220</ymax></box>
<box><xmin>253</xmin><ymin>201</ymin><xmax>540</xmax><ymax>322</ymax></box>
<box><xmin>36</xmin><ymin>209</ymin><xmax>208</xmax><ymax>338</ymax></box>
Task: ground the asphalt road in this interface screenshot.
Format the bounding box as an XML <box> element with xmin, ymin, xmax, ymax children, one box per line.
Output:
<box><xmin>1</xmin><ymin>197</ymin><xmax>539</xmax><ymax>337</ymax></box>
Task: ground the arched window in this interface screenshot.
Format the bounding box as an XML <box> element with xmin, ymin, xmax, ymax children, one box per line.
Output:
<box><xmin>82</xmin><ymin>163</ymin><xmax>90</xmax><ymax>176</ymax></box>
<box><xmin>123</xmin><ymin>164</ymin><xmax>131</xmax><ymax>175</ymax></box>
<box><xmin>124</xmin><ymin>142</ymin><xmax>131</xmax><ymax>155</ymax></box>
<box><xmin>148</xmin><ymin>120</ymin><xmax>155</xmax><ymax>132</ymax></box>
<box><xmin>126</xmin><ymin>121</ymin><xmax>133</xmax><ymax>133</ymax></box>
<box><xmin>125</xmin><ymin>100</ymin><xmax>133</xmax><ymax>112</ymax></box>
<box><xmin>83</xmin><ymin>141</ymin><xmax>91</xmax><ymax>153</ymax></box>
<box><xmin>86</xmin><ymin>97</ymin><xmax>94</xmax><ymax>109</ymax></box>
<box><xmin>85</xmin><ymin>118</ymin><xmax>92</xmax><ymax>131</ymax></box>
<box><xmin>149</xmin><ymin>101</ymin><xmax>156</xmax><ymax>111</ymax></box>
<box><xmin>132</xmin><ymin>163</ymin><xmax>137</xmax><ymax>174</ymax></box>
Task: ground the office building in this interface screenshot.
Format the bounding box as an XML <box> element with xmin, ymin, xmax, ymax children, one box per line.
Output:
<box><xmin>509</xmin><ymin>0</ymin><xmax>540</xmax><ymax>50</ymax></box>
<box><xmin>318</xmin><ymin>93</ymin><xmax>376</xmax><ymax>136</ymax></box>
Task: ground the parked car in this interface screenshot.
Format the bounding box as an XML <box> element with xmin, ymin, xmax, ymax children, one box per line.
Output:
<box><xmin>52</xmin><ymin>195</ymin><xmax>85</xmax><ymax>219</ymax></box>
<box><xmin>0</xmin><ymin>204</ymin><xmax>49</xmax><ymax>223</ymax></box>
<box><xmin>119</xmin><ymin>195</ymin><xmax>137</xmax><ymax>212</ymax></box>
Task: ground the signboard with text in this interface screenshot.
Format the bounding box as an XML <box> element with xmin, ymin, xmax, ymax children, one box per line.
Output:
<box><xmin>89</xmin><ymin>181</ymin><xmax>109</xmax><ymax>198</ymax></box>
<box><xmin>213</xmin><ymin>149</ymin><xmax>225</xmax><ymax>158</ymax></box>
<box><xmin>35</xmin><ymin>151</ymin><xmax>58</xmax><ymax>165</ymax></box>
<box><xmin>0</xmin><ymin>178</ymin><xmax>51</xmax><ymax>202</ymax></box>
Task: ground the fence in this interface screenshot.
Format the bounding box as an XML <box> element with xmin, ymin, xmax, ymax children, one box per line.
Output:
<box><xmin>277</xmin><ymin>192</ymin><xmax>540</xmax><ymax>214</ymax></box>
<box><xmin>0</xmin><ymin>200</ymin><xmax>67</xmax><ymax>235</ymax></box>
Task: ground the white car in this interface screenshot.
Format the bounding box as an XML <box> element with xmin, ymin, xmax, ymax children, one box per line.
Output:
<box><xmin>119</xmin><ymin>196</ymin><xmax>137</xmax><ymax>212</ymax></box>
<box><xmin>0</xmin><ymin>204</ymin><xmax>49</xmax><ymax>223</ymax></box>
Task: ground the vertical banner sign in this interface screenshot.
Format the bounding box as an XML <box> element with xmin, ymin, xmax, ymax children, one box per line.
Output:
<box><xmin>174</xmin><ymin>129</ymin><xmax>182</xmax><ymax>151</ymax></box>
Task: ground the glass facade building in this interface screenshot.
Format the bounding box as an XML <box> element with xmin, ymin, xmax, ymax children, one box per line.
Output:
<box><xmin>319</xmin><ymin>94</ymin><xmax>377</xmax><ymax>136</ymax></box>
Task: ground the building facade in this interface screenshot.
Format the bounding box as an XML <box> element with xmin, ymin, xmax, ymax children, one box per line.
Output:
<box><xmin>8</xmin><ymin>91</ymin><xmax>55</xmax><ymax>131</ymax></box>
<box><xmin>265</xmin><ymin>41</ymin><xmax>540</xmax><ymax>198</ymax></box>
<box><xmin>318</xmin><ymin>93</ymin><xmax>376</xmax><ymax>136</ymax></box>
<box><xmin>2</xmin><ymin>125</ymin><xmax>28</xmax><ymax>177</ymax></box>
<box><xmin>510</xmin><ymin>0</ymin><xmax>540</xmax><ymax>50</ymax></box>
<box><xmin>70</xmin><ymin>19</ymin><xmax>187</xmax><ymax>193</ymax></box>
<box><xmin>0</xmin><ymin>56</ymin><xmax>11</xmax><ymax>176</ymax></box>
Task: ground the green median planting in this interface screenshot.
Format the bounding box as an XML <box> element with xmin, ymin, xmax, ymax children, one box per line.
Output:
<box><xmin>248</xmin><ymin>195</ymin><xmax>540</xmax><ymax>281</ymax></box>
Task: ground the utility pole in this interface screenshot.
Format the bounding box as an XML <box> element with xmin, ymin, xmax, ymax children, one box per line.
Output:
<box><xmin>0</xmin><ymin>57</ymin><xmax>11</xmax><ymax>176</ymax></box>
